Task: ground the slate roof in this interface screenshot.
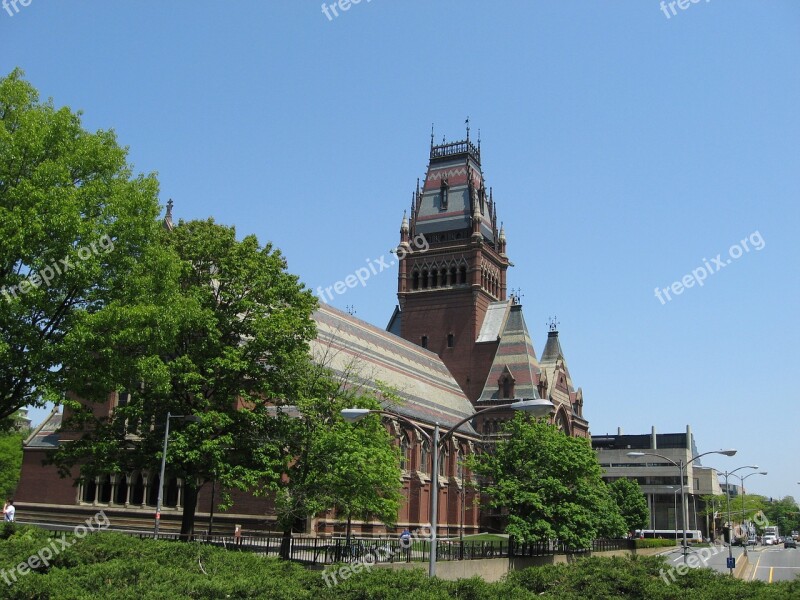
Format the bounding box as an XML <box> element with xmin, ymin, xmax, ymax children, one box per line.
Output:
<box><xmin>313</xmin><ymin>303</ymin><xmax>477</xmax><ymax>435</ymax></box>
<box><xmin>413</xmin><ymin>141</ymin><xmax>495</xmax><ymax>242</ymax></box>
<box><xmin>477</xmin><ymin>302</ymin><xmax>543</xmax><ymax>402</ymax></box>
<box><xmin>23</xmin><ymin>407</ymin><xmax>61</xmax><ymax>449</ymax></box>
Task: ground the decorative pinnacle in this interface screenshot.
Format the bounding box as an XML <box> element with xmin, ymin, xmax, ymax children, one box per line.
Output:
<box><xmin>400</xmin><ymin>210</ymin><xmax>409</xmax><ymax>232</ymax></box>
<box><xmin>548</xmin><ymin>316</ymin><xmax>560</xmax><ymax>332</ymax></box>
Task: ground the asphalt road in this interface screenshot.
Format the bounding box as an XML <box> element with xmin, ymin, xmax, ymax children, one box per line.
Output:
<box><xmin>746</xmin><ymin>544</ymin><xmax>800</xmax><ymax>583</ymax></box>
<box><xmin>660</xmin><ymin>544</ymin><xmax>745</xmax><ymax>575</ymax></box>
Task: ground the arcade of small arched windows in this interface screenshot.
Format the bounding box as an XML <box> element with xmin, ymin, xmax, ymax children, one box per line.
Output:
<box><xmin>396</xmin><ymin>431</ymin><xmax>469</xmax><ymax>482</ymax></box>
<box><xmin>411</xmin><ymin>261</ymin><xmax>468</xmax><ymax>291</ymax></box>
<box><xmin>480</xmin><ymin>264</ymin><xmax>501</xmax><ymax>299</ymax></box>
<box><xmin>79</xmin><ymin>471</ymin><xmax>184</xmax><ymax>509</ymax></box>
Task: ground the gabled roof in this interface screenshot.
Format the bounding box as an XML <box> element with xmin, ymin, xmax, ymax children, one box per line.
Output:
<box><xmin>477</xmin><ymin>303</ymin><xmax>542</xmax><ymax>402</ymax></box>
<box><xmin>539</xmin><ymin>329</ymin><xmax>575</xmax><ymax>399</ymax></box>
<box><xmin>23</xmin><ymin>407</ymin><xmax>62</xmax><ymax>449</ymax></box>
<box><xmin>313</xmin><ymin>303</ymin><xmax>477</xmax><ymax>435</ymax></box>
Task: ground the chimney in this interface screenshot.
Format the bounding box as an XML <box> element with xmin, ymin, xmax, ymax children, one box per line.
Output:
<box><xmin>651</xmin><ymin>426</ymin><xmax>657</xmax><ymax>450</ymax></box>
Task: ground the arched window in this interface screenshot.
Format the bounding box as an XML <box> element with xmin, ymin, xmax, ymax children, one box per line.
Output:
<box><xmin>97</xmin><ymin>474</ymin><xmax>112</xmax><ymax>503</ymax></box>
<box><xmin>129</xmin><ymin>472</ymin><xmax>145</xmax><ymax>505</ymax></box>
<box><xmin>400</xmin><ymin>437</ymin><xmax>411</xmax><ymax>471</ymax></box>
<box><xmin>81</xmin><ymin>478</ymin><xmax>97</xmax><ymax>504</ymax></box>
<box><xmin>412</xmin><ymin>271</ymin><xmax>420</xmax><ymax>290</ymax></box>
<box><xmin>422</xmin><ymin>270</ymin><xmax>429</xmax><ymax>288</ymax></box>
<box><xmin>449</xmin><ymin>266</ymin><xmax>456</xmax><ymax>285</ymax></box>
<box><xmin>420</xmin><ymin>441</ymin><xmax>430</xmax><ymax>473</ymax></box>
<box><xmin>458</xmin><ymin>266</ymin><xmax>467</xmax><ymax>285</ymax></box>
<box><xmin>114</xmin><ymin>474</ymin><xmax>128</xmax><ymax>505</ymax></box>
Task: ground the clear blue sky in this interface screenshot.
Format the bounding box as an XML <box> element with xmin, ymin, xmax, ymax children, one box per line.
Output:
<box><xmin>3</xmin><ymin>1</ymin><xmax>798</xmax><ymax>500</ymax></box>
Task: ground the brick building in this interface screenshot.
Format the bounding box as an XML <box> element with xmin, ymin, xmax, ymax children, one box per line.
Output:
<box><xmin>15</xmin><ymin>132</ymin><xmax>590</xmax><ymax>536</ymax></box>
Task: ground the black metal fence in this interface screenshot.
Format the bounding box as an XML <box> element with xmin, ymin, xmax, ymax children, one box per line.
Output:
<box><xmin>39</xmin><ymin>527</ymin><xmax>635</xmax><ymax>566</ymax></box>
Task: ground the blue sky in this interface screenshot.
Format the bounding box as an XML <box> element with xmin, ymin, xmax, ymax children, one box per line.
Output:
<box><xmin>2</xmin><ymin>1</ymin><xmax>798</xmax><ymax>500</ymax></box>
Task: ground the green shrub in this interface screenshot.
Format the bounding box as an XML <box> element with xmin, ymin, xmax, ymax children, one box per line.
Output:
<box><xmin>635</xmin><ymin>538</ymin><xmax>677</xmax><ymax>549</ymax></box>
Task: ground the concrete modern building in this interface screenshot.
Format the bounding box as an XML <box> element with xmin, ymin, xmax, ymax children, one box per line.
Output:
<box><xmin>592</xmin><ymin>426</ymin><xmax>721</xmax><ymax>538</ymax></box>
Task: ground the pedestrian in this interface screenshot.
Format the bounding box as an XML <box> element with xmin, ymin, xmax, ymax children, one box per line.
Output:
<box><xmin>3</xmin><ymin>500</ymin><xmax>15</xmax><ymax>522</ymax></box>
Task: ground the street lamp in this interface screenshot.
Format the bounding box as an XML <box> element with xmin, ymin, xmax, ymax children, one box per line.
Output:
<box><xmin>734</xmin><ymin>471</ymin><xmax>767</xmax><ymax>545</ymax></box>
<box><xmin>716</xmin><ymin>465</ymin><xmax>758</xmax><ymax>575</ymax></box>
<box><xmin>154</xmin><ymin>412</ymin><xmax>201</xmax><ymax>538</ymax></box>
<box><xmin>342</xmin><ymin>398</ymin><xmax>554</xmax><ymax>577</ymax></box>
<box><xmin>627</xmin><ymin>448</ymin><xmax>736</xmax><ymax>563</ymax></box>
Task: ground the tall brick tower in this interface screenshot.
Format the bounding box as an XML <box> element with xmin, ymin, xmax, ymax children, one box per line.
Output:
<box><xmin>387</xmin><ymin>130</ymin><xmax>509</xmax><ymax>402</ymax></box>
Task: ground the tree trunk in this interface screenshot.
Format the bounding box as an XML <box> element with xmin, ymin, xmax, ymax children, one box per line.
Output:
<box><xmin>280</xmin><ymin>528</ymin><xmax>292</xmax><ymax>559</ymax></box>
<box><xmin>180</xmin><ymin>481</ymin><xmax>198</xmax><ymax>541</ymax></box>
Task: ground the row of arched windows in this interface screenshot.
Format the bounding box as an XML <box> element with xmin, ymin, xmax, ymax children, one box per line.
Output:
<box><xmin>80</xmin><ymin>471</ymin><xmax>182</xmax><ymax>508</ymax></box>
<box><xmin>397</xmin><ymin>434</ymin><xmax>467</xmax><ymax>480</ymax></box>
<box><xmin>411</xmin><ymin>265</ymin><xmax>467</xmax><ymax>290</ymax></box>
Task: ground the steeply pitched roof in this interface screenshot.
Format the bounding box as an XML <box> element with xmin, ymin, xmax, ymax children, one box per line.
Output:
<box><xmin>23</xmin><ymin>407</ymin><xmax>62</xmax><ymax>449</ymax></box>
<box><xmin>477</xmin><ymin>303</ymin><xmax>543</xmax><ymax>402</ymax></box>
<box><xmin>313</xmin><ymin>303</ymin><xmax>477</xmax><ymax>435</ymax></box>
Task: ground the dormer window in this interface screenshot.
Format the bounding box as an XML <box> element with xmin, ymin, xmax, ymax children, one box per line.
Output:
<box><xmin>498</xmin><ymin>369</ymin><xmax>515</xmax><ymax>399</ymax></box>
<box><xmin>440</xmin><ymin>179</ymin><xmax>449</xmax><ymax>210</ymax></box>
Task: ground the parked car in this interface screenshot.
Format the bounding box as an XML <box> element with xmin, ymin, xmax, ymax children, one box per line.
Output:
<box><xmin>785</xmin><ymin>538</ymin><xmax>797</xmax><ymax>549</ymax></box>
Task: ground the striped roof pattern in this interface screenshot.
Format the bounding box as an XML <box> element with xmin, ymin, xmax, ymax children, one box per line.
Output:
<box><xmin>312</xmin><ymin>303</ymin><xmax>477</xmax><ymax>435</ymax></box>
<box><xmin>414</xmin><ymin>153</ymin><xmax>494</xmax><ymax>242</ymax></box>
<box><xmin>478</xmin><ymin>303</ymin><xmax>543</xmax><ymax>402</ymax></box>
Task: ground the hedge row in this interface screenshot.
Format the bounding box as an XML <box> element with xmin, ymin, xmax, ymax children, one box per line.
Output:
<box><xmin>635</xmin><ymin>538</ymin><xmax>678</xmax><ymax>549</ymax></box>
<box><xmin>0</xmin><ymin>525</ymin><xmax>797</xmax><ymax>599</ymax></box>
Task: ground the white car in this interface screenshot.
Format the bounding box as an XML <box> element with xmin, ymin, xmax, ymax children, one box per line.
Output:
<box><xmin>764</xmin><ymin>535</ymin><xmax>777</xmax><ymax>546</ymax></box>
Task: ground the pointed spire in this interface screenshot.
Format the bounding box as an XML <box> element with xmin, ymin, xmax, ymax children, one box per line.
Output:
<box><xmin>430</xmin><ymin>123</ymin><xmax>435</xmax><ymax>150</ymax></box>
<box><xmin>400</xmin><ymin>210</ymin><xmax>409</xmax><ymax>233</ymax></box>
<box><xmin>466</xmin><ymin>116</ymin><xmax>470</xmax><ymax>142</ymax></box>
<box><xmin>163</xmin><ymin>199</ymin><xmax>174</xmax><ymax>231</ymax></box>
<box><xmin>499</xmin><ymin>223</ymin><xmax>506</xmax><ymax>242</ymax></box>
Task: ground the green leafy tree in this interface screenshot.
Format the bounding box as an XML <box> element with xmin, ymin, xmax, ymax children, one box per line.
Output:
<box><xmin>0</xmin><ymin>426</ymin><xmax>24</xmax><ymax>499</ymax></box>
<box><xmin>51</xmin><ymin>219</ymin><xmax>318</xmax><ymax>539</ymax></box>
<box><xmin>275</xmin><ymin>365</ymin><xmax>403</xmax><ymax>549</ymax></box>
<box><xmin>763</xmin><ymin>496</ymin><xmax>800</xmax><ymax>536</ymax></box>
<box><xmin>608</xmin><ymin>478</ymin><xmax>649</xmax><ymax>533</ymax></box>
<box><xmin>0</xmin><ymin>69</ymin><xmax>163</xmax><ymax>425</ymax></box>
<box><xmin>470</xmin><ymin>414</ymin><xmax>626</xmax><ymax>547</ymax></box>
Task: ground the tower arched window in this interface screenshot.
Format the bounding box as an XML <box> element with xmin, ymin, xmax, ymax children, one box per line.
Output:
<box><xmin>458</xmin><ymin>266</ymin><xmax>467</xmax><ymax>285</ymax></box>
<box><xmin>449</xmin><ymin>266</ymin><xmax>456</xmax><ymax>285</ymax></box>
<box><xmin>422</xmin><ymin>270</ymin><xmax>429</xmax><ymax>289</ymax></box>
<box><xmin>412</xmin><ymin>271</ymin><xmax>420</xmax><ymax>290</ymax></box>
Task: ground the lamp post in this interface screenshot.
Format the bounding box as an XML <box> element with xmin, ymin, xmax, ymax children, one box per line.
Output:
<box><xmin>342</xmin><ymin>398</ymin><xmax>554</xmax><ymax>577</ymax></box>
<box><xmin>627</xmin><ymin>448</ymin><xmax>736</xmax><ymax>564</ymax></box>
<box><xmin>153</xmin><ymin>412</ymin><xmax>201</xmax><ymax>538</ymax></box>
<box><xmin>735</xmin><ymin>471</ymin><xmax>767</xmax><ymax>546</ymax></box>
<box><xmin>717</xmin><ymin>465</ymin><xmax>758</xmax><ymax>575</ymax></box>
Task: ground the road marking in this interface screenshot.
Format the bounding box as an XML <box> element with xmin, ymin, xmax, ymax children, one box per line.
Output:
<box><xmin>769</xmin><ymin>567</ymin><xmax>774</xmax><ymax>583</ymax></box>
<box><xmin>751</xmin><ymin>553</ymin><xmax>762</xmax><ymax>580</ymax></box>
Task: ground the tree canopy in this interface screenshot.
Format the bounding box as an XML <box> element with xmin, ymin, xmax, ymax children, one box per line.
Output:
<box><xmin>470</xmin><ymin>414</ymin><xmax>627</xmax><ymax>547</ymax></box>
<box><xmin>0</xmin><ymin>68</ymin><xmax>163</xmax><ymax>425</ymax></box>
<box><xmin>50</xmin><ymin>219</ymin><xmax>319</xmax><ymax>538</ymax></box>
<box><xmin>607</xmin><ymin>478</ymin><xmax>649</xmax><ymax>533</ymax></box>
